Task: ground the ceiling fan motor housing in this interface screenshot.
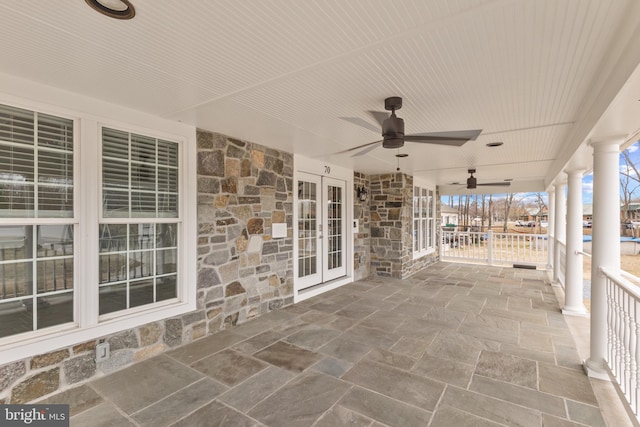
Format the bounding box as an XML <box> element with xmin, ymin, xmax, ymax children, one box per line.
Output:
<box><xmin>467</xmin><ymin>169</ymin><xmax>477</xmax><ymax>189</ymax></box>
<box><xmin>382</xmin><ymin>115</ymin><xmax>404</xmax><ymax>148</ymax></box>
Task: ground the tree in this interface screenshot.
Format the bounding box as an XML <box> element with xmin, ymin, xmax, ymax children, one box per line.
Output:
<box><xmin>621</xmin><ymin>148</ymin><xmax>640</xmax><ymax>222</ymax></box>
<box><xmin>503</xmin><ymin>193</ymin><xmax>516</xmax><ymax>232</ymax></box>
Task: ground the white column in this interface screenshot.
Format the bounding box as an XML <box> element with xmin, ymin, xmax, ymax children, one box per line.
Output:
<box><xmin>563</xmin><ymin>169</ymin><xmax>587</xmax><ymax>316</ymax></box>
<box><xmin>552</xmin><ymin>176</ymin><xmax>567</xmax><ymax>286</ymax></box>
<box><xmin>547</xmin><ymin>186</ymin><xmax>555</xmax><ymax>271</ymax></box>
<box><xmin>585</xmin><ymin>138</ymin><xmax>622</xmax><ymax>379</ymax></box>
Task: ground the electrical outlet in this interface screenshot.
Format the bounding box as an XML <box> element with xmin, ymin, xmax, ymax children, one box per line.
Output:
<box><xmin>96</xmin><ymin>342</ymin><xmax>110</xmax><ymax>362</ymax></box>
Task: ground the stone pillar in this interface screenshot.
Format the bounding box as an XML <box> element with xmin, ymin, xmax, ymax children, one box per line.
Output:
<box><xmin>585</xmin><ymin>138</ymin><xmax>622</xmax><ymax>379</ymax></box>
<box><xmin>547</xmin><ymin>186</ymin><xmax>555</xmax><ymax>271</ymax></box>
<box><xmin>552</xmin><ymin>176</ymin><xmax>567</xmax><ymax>286</ymax></box>
<box><xmin>563</xmin><ymin>169</ymin><xmax>587</xmax><ymax>316</ymax></box>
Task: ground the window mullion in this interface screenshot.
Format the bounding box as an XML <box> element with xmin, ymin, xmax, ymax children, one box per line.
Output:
<box><xmin>78</xmin><ymin>118</ymin><xmax>100</xmax><ymax>328</ymax></box>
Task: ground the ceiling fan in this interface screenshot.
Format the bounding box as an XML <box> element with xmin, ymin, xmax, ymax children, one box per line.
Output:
<box><xmin>464</xmin><ymin>169</ymin><xmax>511</xmax><ymax>189</ymax></box>
<box><xmin>339</xmin><ymin>96</ymin><xmax>482</xmax><ymax>157</ymax></box>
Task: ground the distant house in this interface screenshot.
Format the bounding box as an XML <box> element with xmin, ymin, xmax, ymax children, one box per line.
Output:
<box><xmin>441</xmin><ymin>205</ymin><xmax>459</xmax><ymax>227</ymax></box>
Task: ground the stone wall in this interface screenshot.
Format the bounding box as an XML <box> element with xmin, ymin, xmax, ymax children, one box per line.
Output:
<box><xmin>0</xmin><ymin>130</ymin><xmax>294</xmax><ymax>404</ymax></box>
<box><xmin>369</xmin><ymin>172</ymin><xmax>439</xmax><ymax>279</ymax></box>
<box><xmin>196</xmin><ymin>130</ymin><xmax>294</xmax><ymax>325</ymax></box>
<box><xmin>369</xmin><ymin>172</ymin><xmax>413</xmax><ymax>278</ymax></box>
<box><xmin>353</xmin><ymin>172</ymin><xmax>370</xmax><ymax>280</ymax></box>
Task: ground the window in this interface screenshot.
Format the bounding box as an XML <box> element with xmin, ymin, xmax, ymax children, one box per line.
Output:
<box><xmin>0</xmin><ymin>102</ymin><xmax>188</xmax><ymax>345</ymax></box>
<box><xmin>413</xmin><ymin>185</ymin><xmax>435</xmax><ymax>257</ymax></box>
<box><xmin>0</xmin><ymin>104</ymin><xmax>75</xmax><ymax>339</ymax></box>
<box><xmin>99</xmin><ymin>128</ymin><xmax>179</xmax><ymax>315</ymax></box>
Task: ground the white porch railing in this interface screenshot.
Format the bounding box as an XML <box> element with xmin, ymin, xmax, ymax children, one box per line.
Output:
<box><xmin>440</xmin><ymin>230</ymin><xmax>548</xmax><ymax>268</ymax></box>
<box><xmin>602</xmin><ymin>267</ymin><xmax>640</xmax><ymax>421</ymax></box>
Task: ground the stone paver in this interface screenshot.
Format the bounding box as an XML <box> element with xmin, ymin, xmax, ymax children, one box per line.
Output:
<box><xmin>33</xmin><ymin>262</ymin><xmax>616</xmax><ymax>426</ymax></box>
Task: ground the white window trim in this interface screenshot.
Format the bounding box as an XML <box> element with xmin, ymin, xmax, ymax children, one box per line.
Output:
<box><xmin>413</xmin><ymin>182</ymin><xmax>436</xmax><ymax>259</ymax></box>
<box><xmin>0</xmin><ymin>86</ymin><xmax>197</xmax><ymax>365</ymax></box>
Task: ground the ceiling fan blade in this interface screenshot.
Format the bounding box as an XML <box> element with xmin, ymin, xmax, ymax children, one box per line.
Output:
<box><xmin>476</xmin><ymin>182</ymin><xmax>511</xmax><ymax>186</ymax></box>
<box><xmin>339</xmin><ymin>117</ymin><xmax>380</xmax><ymax>134</ymax></box>
<box><xmin>367</xmin><ymin>110</ymin><xmax>389</xmax><ymax>128</ymax></box>
<box><xmin>333</xmin><ymin>139</ymin><xmax>380</xmax><ymax>155</ymax></box>
<box><xmin>351</xmin><ymin>140</ymin><xmax>382</xmax><ymax>157</ymax></box>
<box><xmin>404</xmin><ymin>129</ymin><xmax>482</xmax><ymax>146</ymax></box>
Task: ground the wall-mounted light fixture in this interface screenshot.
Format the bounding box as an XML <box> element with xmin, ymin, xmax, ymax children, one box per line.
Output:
<box><xmin>356</xmin><ymin>186</ymin><xmax>368</xmax><ymax>202</ymax></box>
<box><xmin>86</xmin><ymin>0</ymin><xmax>136</xmax><ymax>19</ymax></box>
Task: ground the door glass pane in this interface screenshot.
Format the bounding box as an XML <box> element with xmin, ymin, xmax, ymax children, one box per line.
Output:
<box><xmin>327</xmin><ymin>185</ymin><xmax>342</xmax><ymax>270</ymax></box>
<box><xmin>297</xmin><ymin>180</ymin><xmax>317</xmax><ymax>278</ymax></box>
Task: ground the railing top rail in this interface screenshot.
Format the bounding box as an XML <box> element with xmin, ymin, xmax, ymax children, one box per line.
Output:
<box><xmin>601</xmin><ymin>266</ymin><xmax>640</xmax><ymax>301</ymax></box>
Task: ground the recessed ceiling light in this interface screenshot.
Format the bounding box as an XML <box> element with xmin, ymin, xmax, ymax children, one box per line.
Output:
<box><xmin>486</xmin><ymin>142</ymin><xmax>504</xmax><ymax>147</ymax></box>
<box><xmin>86</xmin><ymin>0</ymin><xmax>135</xmax><ymax>19</ymax></box>
<box><xmin>395</xmin><ymin>153</ymin><xmax>408</xmax><ymax>158</ymax></box>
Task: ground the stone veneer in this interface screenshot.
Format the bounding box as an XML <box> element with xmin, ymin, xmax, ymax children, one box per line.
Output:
<box><xmin>369</xmin><ymin>172</ymin><xmax>438</xmax><ymax>278</ymax></box>
<box><xmin>353</xmin><ymin>172</ymin><xmax>370</xmax><ymax>281</ymax></box>
<box><xmin>0</xmin><ymin>130</ymin><xmax>295</xmax><ymax>404</ymax></box>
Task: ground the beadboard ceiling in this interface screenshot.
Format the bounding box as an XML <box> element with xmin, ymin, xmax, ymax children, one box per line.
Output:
<box><xmin>1</xmin><ymin>0</ymin><xmax>640</xmax><ymax>194</ymax></box>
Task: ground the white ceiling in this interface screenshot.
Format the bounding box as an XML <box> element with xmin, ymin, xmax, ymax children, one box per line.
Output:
<box><xmin>2</xmin><ymin>0</ymin><xmax>640</xmax><ymax>195</ymax></box>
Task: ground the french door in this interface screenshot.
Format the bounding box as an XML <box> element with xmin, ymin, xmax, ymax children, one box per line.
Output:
<box><xmin>297</xmin><ymin>173</ymin><xmax>347</xmax><ymax>290</ymax></box>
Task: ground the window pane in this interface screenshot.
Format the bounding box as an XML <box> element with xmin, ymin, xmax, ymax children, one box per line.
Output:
<box><xmin>157</xmin><ymin>166</ymin><xmax>178</xmax><ymax>193</ymax></box>
<box><xmin>99</xmin><ymin>283</ymin><xmax>127</xmax><ymax>315</ymax></box>
<box><xmin>130</xmin><ymin>278</ymin><xmax>154</xmax><ymax>308</ymax></box>
<box><xmin>131</xmin><ymin>192</ymin><xmax>157</xmax><ymax>216</ymax></box>
<box><xmin>157</xmin><ymin>275</ymin><xmax>177</xmax><ymax>302</ymax></box>
<box><xmin>103</xmin><ymin>189</ymin><xmax>129</xmax><ymax>217</ymax></box>
<box><xmin>0</xmin><ymin>144</ymin><xmax>34</xmax><ymax>182</ymax></box>
<box><xmin>131</xmin><ymin>162</ymin><xmax>156</xmax><ymax>191</ymax></box>
<box><xmin>99</xmin><ymin>224</ymin><xmax>127</xmax><ymax>253</ymax></box>
<box><xmin>129</xmin><ymin>250</ymin><xmax>154</xmax><ymax>279</ymax></box>
<box><xmin>156</xmin><ymin>223</ymin><xmax>177</xmax><ymax>248</ymax></box>
<box><xmin>37</xmin><ymin>224</ymin><xmax>74</xmax><ymax>293</ymax></box>
<box><xmin>0</xmin><ymin>226</ymin><xmax>34</xmax><ymax>300</ymax></box>
<box><xmin>99</xmin><ymin>253</ymin><xmax>127</xmax><ymax>284</ymax></box>
<box><xmin>129</xmin><ymin>224</ymin><xmax>153</xmax><ymax>250</ymax></box>
<box><xmin>158</xmin><ymin>140</ymin><xmax>178</xmax><ymax>166</ymax></box>
<box><xmin>131</xmin><ymin>134</ymin><xmax>156</xmax><ymax>163</ymax></box>
<box><xmin>103</xmin><ymin>158</ymin><xmax>129</xmax><ymax>189</ymax></box>
<box><xmin>158</xmin><ymin>193</ymin><xmax>178</xmax><ymax>218</ymax></box>
<box><xmin>0</xmin><ymin>104</ymin><xmax>34</xmax><ymax>146</ymax></box>
<box><xmin>37</xmin><ymin>293</ymin><xmax>73</xmax><ymax>329</ymax></box>
<box><xmin>102</xmin><ymin>128</ymin><xmax>129</xmax><ymax>159</ymax></box>
<box><xmin>157</xmin><ymin>249</ymin><xmax>177</xmax><ymax>274</ymax></box>
<box><xmin>38</xmin><ymin>185</ymin><xmax>73</xmax><ymax>217</ymax></box>
<box><xmin>0</xmin><ymin>298</ymin><xmax>32</xmax><ymax>338</ymax></box>
<box><xmin>38</xmin><ymin>113</ymin><xmax>73</xmax><ymax>151</ymax></box>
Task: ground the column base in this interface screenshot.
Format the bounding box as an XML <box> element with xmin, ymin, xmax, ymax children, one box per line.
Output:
<box><xmin>562</xmin><ymin>305</ymin><xmax>589</xmax><ymax>317</ymax></box>
<box><xmin>550</xmin><ymin>280</ymin><xmax>562</xmax><ymax>288</ymax></box>
<box><xmin>583</xmin><ymin>358</ymin><xmax>611</xmax><ymax>381</ymax></box>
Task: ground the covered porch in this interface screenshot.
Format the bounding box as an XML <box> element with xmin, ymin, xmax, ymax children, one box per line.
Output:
<box><xmin>38</xmin><ymin>262</ymin><xmax>628</xmax><ymax>426</ymax></box>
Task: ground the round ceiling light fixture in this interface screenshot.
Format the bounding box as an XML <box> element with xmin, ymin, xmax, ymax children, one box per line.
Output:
<box><xmin>86</xmin><ymin>0</ymin><xmax>135</xmax><ymax>19</ymax></box>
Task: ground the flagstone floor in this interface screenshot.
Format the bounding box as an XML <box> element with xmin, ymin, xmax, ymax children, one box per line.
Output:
<box><xmin>39</xmin><ymin>262</ymin><xmax>631</xmax><ymax>426</ymax></box>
